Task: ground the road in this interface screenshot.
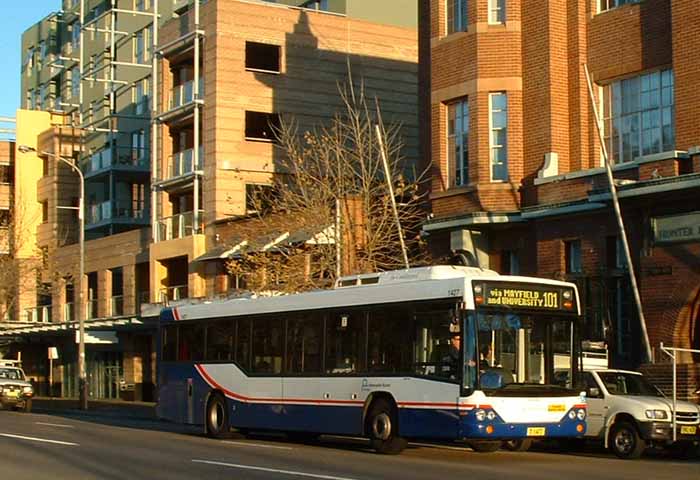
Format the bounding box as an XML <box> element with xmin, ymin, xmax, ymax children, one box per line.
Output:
<box><xmin>0</xmin><ymin>409</ymin><xmax>698</xmax><ymax>480</ymax></box>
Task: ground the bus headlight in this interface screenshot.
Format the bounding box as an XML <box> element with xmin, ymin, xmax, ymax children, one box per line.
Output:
<box><xmin>487</xmin><ymin>411</ymin><xmax>496</xmax><ymax>421</ymax></box>
<box><xmin>475</xmin><ymin>409</ymin><xmax>486</xmax><ymax>422</ymax></box>
<box><xmin>568</xmin><ymin>410</ymin><xmax>577</xmax><ymax>420</ymax></box>
<box><xmin>577</xmin><ymin>409</ymin><xmax>586</xmax><ymax>421</ymax></box>
<box><xmin>563</xmin><ymin>290</ymin><xmax>572</xmax><ymax>300</ymax></box>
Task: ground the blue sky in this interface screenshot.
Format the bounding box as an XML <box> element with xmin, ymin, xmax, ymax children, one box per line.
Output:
<box><xmin>0</xmin><ymin>2</ymin><xmax>57</xmax><ymax>119</ymax></box>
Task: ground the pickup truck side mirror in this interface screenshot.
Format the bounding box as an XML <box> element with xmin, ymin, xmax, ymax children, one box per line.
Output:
<box><xmin>588</xmin><ymin>387</ymin><xmax>601</xmax><ymax>398</ymax></box>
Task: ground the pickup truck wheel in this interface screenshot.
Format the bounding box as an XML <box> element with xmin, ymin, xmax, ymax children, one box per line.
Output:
<box><xmin>610</xmin><ymin>422</ymin><xmax>645</xmax><ymax>459</ymax></box>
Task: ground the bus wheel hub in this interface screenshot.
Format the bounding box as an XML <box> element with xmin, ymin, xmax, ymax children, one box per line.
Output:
<box><xmin>372</xmin><ymin>413</ymin><xmax>392</xmax><ymax>440</ymax></box>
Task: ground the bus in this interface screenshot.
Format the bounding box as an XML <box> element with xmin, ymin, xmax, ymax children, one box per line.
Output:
<box><xmin>157</xmin><ymin>265</ymin><xmax>587</xmax><ymax>454</ymax></box>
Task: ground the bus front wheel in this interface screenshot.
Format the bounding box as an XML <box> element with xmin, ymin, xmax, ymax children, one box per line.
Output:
<box><xmin>468</xmin><ymin>440</ymin><xmax>502</xmax><ymax>453</ymax></box>
<box><xmin>206</xmin><ymin>393</ymin><xmax>229</xmax><ymax>439</ymax></box>
<box><xmin>367</xmin><ymin>398</ymin><xmax>406</xmax><ymax>455</ymax></box>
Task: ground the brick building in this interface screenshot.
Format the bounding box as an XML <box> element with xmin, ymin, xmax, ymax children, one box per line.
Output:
<box><xmin>421</xmin><ymin>0</ymin><xmax>700</xmax><ymax>389</ymax></box>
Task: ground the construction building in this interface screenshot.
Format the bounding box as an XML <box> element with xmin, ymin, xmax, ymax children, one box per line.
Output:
<box><xmin>1</xmin><ymin>0</ymin><xmax>419</xmax><ymax>401</ymax></box>
<box><xmin>421</xmin><ymin>0</ymin><xmax>700</xmax><ymax>398</ymax></box>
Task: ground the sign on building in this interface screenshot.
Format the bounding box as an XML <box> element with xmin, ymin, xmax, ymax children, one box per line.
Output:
<box><xmin>652</xmin><ymin>211</ymin><xmax>700</xmax><ymax>244</ymax></box>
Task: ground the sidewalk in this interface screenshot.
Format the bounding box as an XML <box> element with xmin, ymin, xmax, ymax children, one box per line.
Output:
<box><xmin>32</xmin><ymin>397</ymin><xmax>157</xmax><ymax>419</ymax></box>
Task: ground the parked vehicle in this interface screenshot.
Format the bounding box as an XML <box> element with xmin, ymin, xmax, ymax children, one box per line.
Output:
<box><xmin>583</xmin><ymin>369</ymin><xmax>700</xmax><ymax>459</ymax></box>
<box><xmin>0</xmin><ymin>360</ymin><xmax>34</xmax><ymax>412</ymax></box>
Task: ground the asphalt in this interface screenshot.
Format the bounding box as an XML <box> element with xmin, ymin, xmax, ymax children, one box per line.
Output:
<box><xmin>0</xmin><ymin>408</ymin><xmax>698</xmax><ymax>480</ymax></box>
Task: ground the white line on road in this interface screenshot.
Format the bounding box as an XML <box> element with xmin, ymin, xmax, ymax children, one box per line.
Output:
<box><xmin>192</xmin><ymin>459</ymin><xmax>363</xmax><ymax>480</ymax></box>
<box><xmin>0</xmin><ymin>433</ymin><xmax>79</xmax><ymax>446</ymax></box>
<box><xmin>35</xmin><ymin>422</ymin><xmax>76</xmax><ymax>429</ymax></box>
<box><xmin>221</xmin><ymin>440</ymin><xmax>294</xmax><ymax>450</ymax></box>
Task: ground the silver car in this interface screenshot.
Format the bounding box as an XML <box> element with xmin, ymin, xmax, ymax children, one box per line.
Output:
<box><xmin>0</xmin><ymin>364</ymin><xmax>34</xmax><ymax>412</ymax></box>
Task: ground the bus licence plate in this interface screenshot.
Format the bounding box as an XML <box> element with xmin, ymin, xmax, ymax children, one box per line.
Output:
<box><xmin>527</xmin><ymin>427</ymin><xmax>546</xmax><ymax>437</ymax></box>
<box><xmin>680</xmin><ymin>426</ymin><xmax>697</xmax><ymax>435</ymax></box>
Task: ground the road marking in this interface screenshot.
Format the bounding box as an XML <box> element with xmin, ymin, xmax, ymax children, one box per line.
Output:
<box><xmin>221</xmin><ymin>440</ymin><xmax>294</xmax><ymax>450</ymax></box>
<box><xmin>192</xmin><ymin>459</ymin><xmax>362</xmax><ymax>480</ymax></box>
<box><xmin>35</xmin><ymin>422</ymin><xmax>76</xmax><ymax>429</ymax></box>
<box><xmin>0</xmin><ymin>433</ymin><xmax>79</xmax><ymax>446</ymax></box>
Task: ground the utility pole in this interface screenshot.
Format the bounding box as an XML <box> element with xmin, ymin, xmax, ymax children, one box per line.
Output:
<box><xmin>583</xmin><ymin>65</ymin><xmax>653</xmax><ymax>363</ymax></box>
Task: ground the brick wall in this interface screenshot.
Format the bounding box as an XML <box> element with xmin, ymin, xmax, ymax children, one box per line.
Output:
<box><xmin>671</xmin><ymin>0</ymin><xmax>700</xmax><ymax>151</ymax></box>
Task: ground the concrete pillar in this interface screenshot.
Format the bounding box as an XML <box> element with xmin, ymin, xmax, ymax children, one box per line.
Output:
<box><xmin>54</xmin><ymin>277</ymin><xmax>66</xmax><ymax>323</ymax></box>
<box><xmin>123</xmin><ymin>264</ymin><xmax>136</xmax><ymax>316</ymax></box>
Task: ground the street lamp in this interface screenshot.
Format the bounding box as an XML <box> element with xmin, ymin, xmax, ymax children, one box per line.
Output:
<box><xmin>18</xmin><ymin>144</ymin><xmax>88</xmax><ymax>410</ymax></box>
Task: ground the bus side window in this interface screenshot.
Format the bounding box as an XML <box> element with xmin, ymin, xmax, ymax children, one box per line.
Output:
<box><xmin>252</xmin><ymin>317</ymin><xmax>283</xmax><ymax>374</ymax></box>
<box><xmin>162</xmin><ymin>324</ymin><xmax>177</xmax><ymax>362</ymax></box>
<box><xmin>325</xmin><ymin>312</ymin><xmax>366</xmax><ymax>374</ymax></box>
<box><xmin>206</xmin><ymin>319</ymin><xmax>235</xmax><ymax>361</ymax></box>
<box><xmin>286</xmin><ymin>314</ymin><xmax>322</xmax><ymax>374</ymax></box>
<box><xmin>178</xmin><ymin>323</ymin><xmax>205</xmax><ymax>361</ymax></box>
<box><xmin>235</xmin><ymin>318</ymin><xmax>251</xmax><ymax>371</ymax></box>
<box><xmin>368</xmin><ymin>308</ymin><xmax>412</xmax><ymax>373</ymax></box>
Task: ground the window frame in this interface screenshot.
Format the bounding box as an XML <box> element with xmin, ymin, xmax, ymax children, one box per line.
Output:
<box><xmin>447</xmin><ymin>99</ymin><xmax>470</xmax><ymax>187</ymax></box>
<box><xmin>488</xmin><ymin>0</ymin><xmax>506</xmax><ymax>24</ymax></box>
<box><xmin>446</xmin><ymin>0</ymin><xmax>468</xmax><ymax>35</ymax></box>
<box><xmin>489</xmin><ymin>92</ymin><xmax>508</xmax><ymax>182</ymax></box>
<box><xmin>245</xmin><ymin>41</ymin><xmax>281</xmax><ymax>74</ymax></box>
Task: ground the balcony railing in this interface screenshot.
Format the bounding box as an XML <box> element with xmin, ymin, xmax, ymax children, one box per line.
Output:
<box><xmin>169</xmin><ymin>78</ymin><xmax>203</xmax><ymax>110</ymax></box>
<box><xmin>155</xmin><ymin>210</ymin><xmax>203</xmax><ymax>241</ymax></box>
<box><xmin>87</xmin><ymin>200</ymin><xmax>148</xmax><ymax>225</ymax></box>
<box><xmin>110</xmin><ymin>295</ymin><xmax>124</xmax><ymax>317</ymax></box>
<box><xmin>86</xmin><ymin>299</ymin><xmax>98</xmax><ymax>320</ymax></box>
<box><xmin>23</xmin><ymin>306</ymin><xmax>52</xmax><ymax>323</ymax></box>
<box><xmin>64</xmin><ymin>302</ymin><xmax>74</xmax><ymax>322</ymax></box>
<box><xmin>160</xmin><ymin>285</ymin><xmax>188</xmax><ymax>303</ymax></box>
<box><xmin>81</xmin><ymin>147</ymin><xmax>149</xmax><ymax>174</ymax></box>
<box><xmin>167</xmin><ymin>145</ymin><xmax>203</xmax><ymax>180</ymax></box>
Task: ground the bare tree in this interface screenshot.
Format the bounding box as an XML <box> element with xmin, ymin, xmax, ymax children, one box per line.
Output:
<box><xmin>225</xmin><ymin>79</ymin><xmax>429</xmax><ymax>293</ymax></box>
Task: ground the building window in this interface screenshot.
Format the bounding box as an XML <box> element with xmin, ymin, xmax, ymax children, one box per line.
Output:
<box><xmin>71</xmin><ymin>22</ymin><xmax>80</xmax><ymax>52</ymax></box>
<box><xmin>245</xmin><ymin>42</ymin><xmax>281</xmax><ymax>73</ymax></box>
<box><xmin>135</xmin><ymin>0</ymin><xmax>151</xmax><ymax>11</ymax></box>
<box><xmin>23</xmin><ymin>47</ymin><xmax>35</xmax><ymax>74</ymax></box>
<box><xmin>447</xmin><ymin>99</ymin><xmax>469</xmax><ymax>187</ymax></box>
<box><xmin>599</xmin><ymin>0</ymin><xmax>642</xmax><ymax>13</ymax></box>
<box><xmin>489</xmin><ymin>92</ymin><xmax>508</xmax><ymax>181</ymax></box>
<box><xmin>500</xmin><ymin>250</ymin><xmax>519</xmax><ymax>275</ymax></box>
<box><xmin>135</xmin><ymin>30</ymin><xmax>145</xmax><ymax>64</ymax></box>
<box><xmin>565</xmin><ymin>239</ymin><xmax>582</xmax><ymax>274</ymax></box>
<box><xmin>603</xmin><ymin>69</ymin><xmax>674</xmax><ymax>164</ymax></box>
<box><xmin>70</xmin><ymin>66</ymin><xmax>80</xmax><ymax>100</ymax></box>
<box><xmin>245</xmin><ymin>111</ymin><xmax>280</xmax><ymax>142</ymax></box>
<box><xmin>246</xmin><ymin>184</ymin><xmax>275</xmax><ymax>214</ymax></box>
<box><xmin>42</xmin><ymin>157</ymin><xmax>49</xmax><ymax>177</ymax></box>
<box><xmin>489</xmin><ymin>0</ymin><xmax>506</xmax><ymax>23</ymax></box>
<box><xmin>446</xmin><ymin>0</ymin><xmax>467</xmax><ymax>35</ymax></box>
<box><xmin>42</xmin><ymin>201</ymin><xmax>49</xmax><ymax>223</ymax></box>
<box><xmin>0</xmin><ymin>164</ymin><xmax>12</xmax><ymax>184</ymax></box>
<box><xmin>131</xmin><ymin>129</ymin><xmax>146</xmax><ymax>162</ymax></box>
<box><xmin>134</xmin><ymin>79</ymin><xmax>149</xmax><ymax>115</ymax></box>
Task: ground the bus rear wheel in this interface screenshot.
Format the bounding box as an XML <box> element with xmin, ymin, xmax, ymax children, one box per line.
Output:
<box><xmin>206</xmin><ymin>393</ymin><xmax>229</xmax><ymax>439</ymax></box>
<box><xmin>468</xmin><ymin>440</ymin><xmax>502</xmax><ymax>453</ymax></box>
<box><xmin>367</xmin><ymin>398</ymin><xmax>406</xmax><ymax>455</ymax></box>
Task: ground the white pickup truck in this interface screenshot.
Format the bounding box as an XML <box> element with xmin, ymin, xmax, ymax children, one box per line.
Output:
<box><xmin>583</xmin><ymin>369</ymin><xmax>700</xmax><ymax>459</ymax></box>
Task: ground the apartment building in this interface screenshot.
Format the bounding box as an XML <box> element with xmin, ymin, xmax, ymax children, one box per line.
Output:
<box><xmin>1</xmin><ymin>0</ymin><xmax>419</xmax><ymax>401</ymax></box>
<box><xmin>422</xmin><ymin>0</ymin><xmax>700</xmax><ymax>385</ymax></box>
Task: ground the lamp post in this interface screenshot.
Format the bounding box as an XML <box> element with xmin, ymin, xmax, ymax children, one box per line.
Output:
<box><xmin>18</xmin><ymin>145</ymin><xmax>88</xmax><ymax>410</ymax></box>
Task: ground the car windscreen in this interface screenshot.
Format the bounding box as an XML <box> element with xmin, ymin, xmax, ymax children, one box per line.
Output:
<box><xmin>597</xmin><ymin>372</ymin><xmax>663</xmax><ymax>397</ymax></box>
<box><xmin>0</xmin><ymin>368</ymin><xmax>25</xmax><ymax>381</ymax></box>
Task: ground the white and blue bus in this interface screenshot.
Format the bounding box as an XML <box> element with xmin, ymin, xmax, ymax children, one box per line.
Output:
<box><xmin>157</xmin><ymin>265</ymin><xmax>587</xmax><ymax>453</ymax></box>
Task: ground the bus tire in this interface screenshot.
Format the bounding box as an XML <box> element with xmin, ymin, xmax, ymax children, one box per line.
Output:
<box><xmin>609</xmin><ymin>421</ymin><xmax>645</xmax><ymax>459</ymax></box>
<box><xmin>502</xmin><ymin>438</ymin><xmax>532</xmax><ymax>452</ymax></box>
<box><xmin>367</xmin><ymin>398</ymin><xmax>406</xmax><ymax>455</ymax></box>
<box><xmin>205</xmin><ymin>393</ymin><xmax>229</xmax><ymax>439</ymax></box>
<box><xmin>468</xmin><ymin>440</ymin><xmax>502</xmax><ymax>453</ymax></box>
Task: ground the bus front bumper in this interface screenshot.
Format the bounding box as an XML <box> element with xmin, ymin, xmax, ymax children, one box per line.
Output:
<box><xmin>460</xmin><ymin>419</ymin><xmax>586</xmax><ymax>440</ymax></box>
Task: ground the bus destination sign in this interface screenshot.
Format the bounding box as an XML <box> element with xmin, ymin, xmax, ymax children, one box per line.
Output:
<box><xmin>477</xmin><ymin>282</ymin><xmax>573</xmax><ymax>312</ymax></box>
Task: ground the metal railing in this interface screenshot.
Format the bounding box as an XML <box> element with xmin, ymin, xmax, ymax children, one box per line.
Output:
<box><xmin>81</xmin><ymin>147</ymin><xmax>149</xmax><ymax>174</ymax></box>
<box><xmin>155</xmin><ymin>210</ymin><xmax>203</xmax><ymax>241</ymax></box>
<box><xmin>23</xmin><ymin>306</ymin><xmax>52</xmax><ymax>323</ymax></box>
<box><xmin>167</xmin><ymin>145</ymin><xmax>203</xmax><ymax>180</ymax></box>
<box><xmin>87</xmin><ymin>200</ymin><xmax>148</xmax><ymax>225</ymax></box>
<box><xmin>160</xmin><ymin>285</ymin><xmax>188</xmax><ymax>303</ymax></box>
<box><xmin>169</xmin><ymin>78</ymin><xmax>203</xmax><ymax>110</ymax></box>
<box><xmin>659</xmin><ymin>343</ymin><xmax>700</xmax><ymax>442</ymax></box>
<box><xmin>110</xmin><ymin>295</ymin><xmax>124</xmax><ymax>317</ymax></box>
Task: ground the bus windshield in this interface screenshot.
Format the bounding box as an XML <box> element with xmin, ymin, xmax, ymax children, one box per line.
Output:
<box><xmin>473</xmin><ymin>312</ymin><xmax>575</xmax><ymax>395</ymax></box>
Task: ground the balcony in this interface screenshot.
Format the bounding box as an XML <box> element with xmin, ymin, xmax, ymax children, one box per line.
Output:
<box><xmin>81</xmin><ymin>147</ymin><xmax>149</xmax><ymax>178</ymax></box>
<box><xmin>86</xmin><ymin>200</ymin><xmax>149</xmax><ymax>228</ymax></box>
<box><xmin>158</xmin><ymin>78</ymin><xmax>204</xmax><ymax>122</ymax></box>
<box><xmin>64</xmin><ymin>302</ymin><xmax>75</xmax><ymax>322</ymax></box>
<box><xmin>160</xmin><ymin>285</ymin><xmax>188</xmax><ymax>303</ymax></box>
<box><xmin>155</xmin><ymin>210</ymin><xmax>203</xmax><ymax>242</ymax></box>
<box><xmin>156</xmin><ymin>146</ymin><xmax>203</xmax><ymax>189</ymax></box>
<box><xmin>110</xmin><ymin>295</ymin><xmax>124</xmax><ymax>317</ymax></box>
<box><xmin>23</xmin><ymin>306</ymin><xmax>52</xmax><ymax>323</ymax></box>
